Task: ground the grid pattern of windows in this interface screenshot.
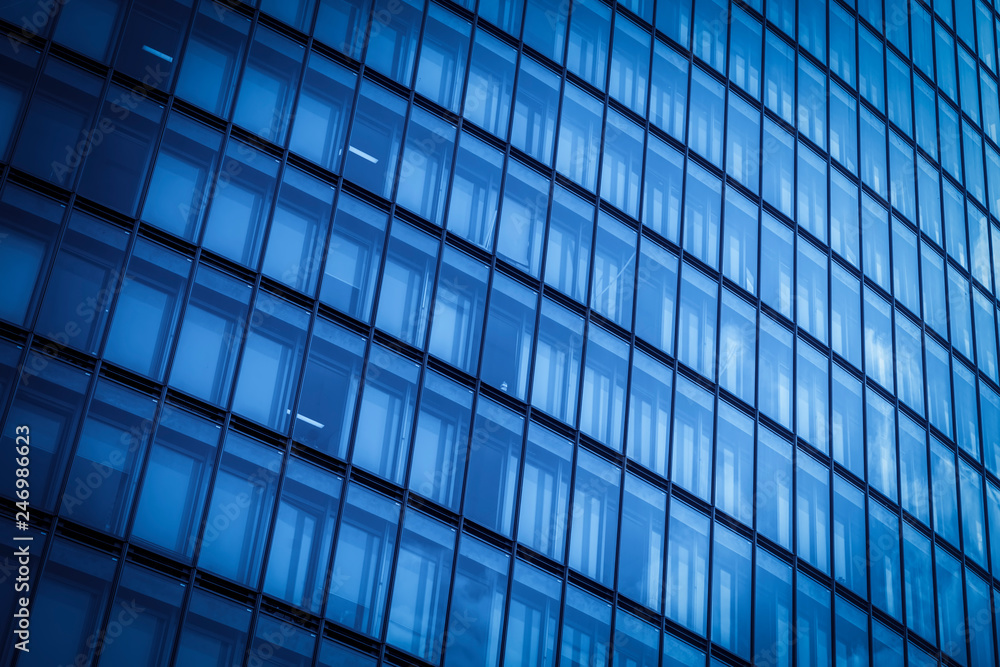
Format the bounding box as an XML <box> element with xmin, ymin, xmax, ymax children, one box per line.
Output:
<box><xmin>4</xmin><ymin>0</ymin><xmax>1000</xmax><ymax>665</ymax></box>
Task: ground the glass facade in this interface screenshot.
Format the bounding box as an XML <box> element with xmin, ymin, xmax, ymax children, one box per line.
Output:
<box><xmin>3</xmin><ymin>0</ymin><xmax>1000</xmax><ymax>665</ymax></box>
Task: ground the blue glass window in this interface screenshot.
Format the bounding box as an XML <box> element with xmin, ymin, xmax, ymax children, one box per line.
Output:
<box><xmin>619</xmin><ymin>473</ymin><xmax>665</xmax><ymax>611</ymax></box>
<box><xmin>712</xmin><ymin>524</ymin><xmax>752</xmax><ymax>658</ymax></box>
<box><xmin>635</xmin><ymin>236</ymin><xmax>678</xmax><ymax>354</ymax></box>
<box><xmin>93</xmin><ymin>564</ymin><xmax>183</xmax><ymax>665</ymax></box>
<box><xmin>762</xmin><ymin>119</ymin><xmax>794</xmax><ymax>218</ymax></box>
<box><xmin>141</xmin><ymin>112</ymin><xmax>223</xmax><ymax>242</ymax></box>
<box><xmin>175</xmin><ymin>588</ymin><xmax>252</xmax><ymax>666</ymax></box>
<box><xmin>601</xmin><ymin>110</ymin><xmax>644</xmax><ymax>217</ymax></box>
<box><xmin>689</xmin><ymin>67</ymin><xmax>725</xmax><ymax>167</ymax></box>
<box><xmin>0</xmin><ymin>38</ymin><xmax>37</xmax><ymax>162</ymax></box>
<box><xmin>642</xmin><ymin>135</ymin><xmax>684</xmax><ymax>242</ymax></box>
<box><xmin>289</xmin><ymin>53</ymin><xmax>355</xmax><ymax>173</ymax></box>
<box><xmin>35</xmin><ymin>211</ymin><xmax>128</xmax><ymax>355</ymax></box>
<box><xmin>352</xmin><ymin>346</ymin><xmax>419</xmax><ymax>485</ymax></box>
<box><xmin>545</xmin><ymin>185</ymin><xmax>593</xmax><ymax>303</ymax></box>
<box><xmin>415</xmin><ymin>4</ymin><xmax>470</xmax><ymax>113</ymax></box>
<box><xmin>797</xmin><ymin>145</ymin><xmax>827</xmax><ymax>242</ymax></box>
<box><xmin>464</xmin><ymin>398</ymin><xmax>523</xmax><ymax>537</ymax></box>
<box><xmin>831</xmin><ymin>262</ymin><xmax>862</xmax><ymax>369</ymax></box>
<box><xmin>345</xmin><ymin>81</ymin><xmax>407</xmax><ymax>199</ymax></box>
<box><xmin>863</xmin><ymin>287</ymin><xmax>894</xmax><ymax>392</ymax></box>
<box><xmin>755</xmin><ymin>547</ymin><xmax>792</xmax><ymax>667</ymax></box>
<box><xmin>566</xmin><ymin>0</ymin><xmax>610</xmax><ymax>90</ymax></box>
<box><xmin>511</xmin><ymin>57</ymin><xmax>559</xmax><ymax>165</ymax></box>
<box><xmin>830</xmin><ymin>84</ymin><xmax>858</xmax><ymax>175</ymax></box>
<box><xmin>610</xmin><ymin>16</ymin><xmax>650</xmax><ymax>114</ymax></box>
<box><xmin>895</xmin><ymin>314</ymin><xmax>925</xmax><ymax>414</ymax></box>
<box><xmin>481</xmin><ymin>273</ymin><xmax>536</xmax><ymax>400</ymax></box>
<box><xmin>797</xmin><ymin>575</ymin><xmax>831</xmax><ymax>667</ymax></box>
<box><xmin>105</xmin><ymin>238</ymin><xmax>191</xmax><ymax>380</ymax></box>
<box><xmin>231</xmin><ymin>293</ymin><xmax>309</xmax><ymax>433</ymax></box>
<box><xmin>386</xmin><ymin>511</ymin><xmax>456</xmax><ymax>663</ymax></box>
<box><xmin>248</xmin><ymin>615</ymin><xmax>315</xmax><ymax>666</ymax></box>
<box><xmin>556</xmin><ymin>82</ymin><xmax>602</xmax><ymax>192</ymax></box>
<box><xmin>764</xmin><ymin>31</ymin><xmax>794</xmax><ymax>123</ymax></box>
<box><xmin>531</xmin><ymin>298</ymin><xmax>583</xmax><ymax>426</ymax></box>
<box><xmin>168</xmin><ymin>264</ymin><xmax>251</xmax><ymax>406</ymax></box>
<box><xmin>200</xmin><ymin>138</ymin><xmax>280</xmax><ymax>268</ymax></box>
<box><xmin>715</xmin><ymin>402</ymin><xmax>754</xmax><ymax>525</ymax></box>
<box><xmin>727</xmin><ymin>93</ymin><xmax>760</xmax><ymax>193</ymax></box>
<box><xmin>112</xmin><ymin>0</ymin><xmax>191</xmax><ymax>90</ymax></box>
<box><xmin>677</xmin><ymin>263</ymin><xmax>717</xmax><ymax>379</ymax></box>
<box><xmin>197</xmin><ymin>432</ymin><xmax>281</xmax><ymax>586</ymax></box>
<box><xmin>722</xmin><ymin>189</ymin><xmax>758</xmax><ymax>293</ymax></box>
<box><xmin>892</xmin><ymin>218</ymin><xmax>920</xmax><ymax>315</ymax></box>
<box><xmin>614</xmin><ymin>611</ymin><xmax>660</xmax><ymax>667</ymax></box>
<box><xmin>315</xmin><ymin>0</ymin><xmax>372</xmax><ymax>59</ymax></box>
<box><xmin>409</xmin><ymin>371</ymin><xmax>473</xmax><ymax>510</ymax></box>
<box><xmin>797</xmin><ymin>452</ymin><xmax>830</xmax><ymax>573</ymax></box>
<box><xmin>131</xmin><ymin>407</ymin><xmax>220</xmax><ymax>559</ymax></box>
<box><xmin>834</xmin><ymin>475</ymin><xmax>866</xmax><ymax>598</ymax></box>
<box><xmin>518</xmin><ymin>422</ymin><xmax>572</xmax><ymax>561</ymax></box>
<box><xmin>232</xmin><ymin>27</ymin><xmax>303</xmax><ymax>145</ymax></box>
<box><xmin>327</xmin><ymin>484</ymin><xmax>400</xmax><ymax>637</ymax></box>
<box><xmin>832</xmin><ymin>364</ymin><xmax>864</xmax><ymax>479</ymax></box>
<box><xmin>428</xmin><ymin>247</ymin><xmax>488</xmax><ymax>374</ymax></box>
<box><xmin>719</xmin><ymin>288</ymin><xmax>756</xmax><ymax>405</ymax></box>
<box><xmin>263</xmin><ymin>459</ymin><xmax>342</xmax><ymax>613</ymax></box>
<box><xmin>293</xmin><ymin>318</ymin><xmax>365</xmax><ymax>459</ymax></box>
<box><xmin>51</xmin><ymin>0</ymin><xmax>125</xmax><ymax>62</ymax></box>
<box><xmin>954</xmin><ymin>361</ymin><xmax>980</xmax><ymax>460</ymax></box>
<box><xmin>650</xmin><ymin>41</ymin><xmax>687</xmax><ymax>140</ymax></box>
<box><xmin>729</xmin><ymin>7</ymin><xmax>762</xmax><ymax>98</ymax></box>
<box><xmin>867</xmin><ymin>390</ymin><xmax>897</xmax><ymax>503</ymax></box>
<box><xmin>444</xmin><ymin>536</ymin><xmax>508</xmax><ymax>667</ymax></box>
<box><xmin>396</xmin><ymin>108</ymin><xmax>456</xmax><ymax>225</ymax></box>
<box><xmin>757</xmin><ymin>428</ymin><xmax>792</xmax><ymax>550</ymax></box>
<box><xmin>497</xmin><ymin>160</ymin><xmax>548</xmax><ymax>276</ymax></box>
<box><xmin>464</xmin><ymin>30</ymin><xmax>516</xmax><ymax>138</ymax></box>
<box><xmin>580</xmin><ymin>326</ymin><xmax>629</xmax><ymax>451</ymax></box>
<box><xmin>375</xmin><ymin>221</ymin><xmax>438</xmax><ymax>348</ymax></box>
<box><xmin>683</xmin><ymin>161</ymin><xmax>722</xmax><ymax>269</ymax></box>
<box><xmin>504</xmin><ymin>559</ymin><xmax>561</xmax><ymax>665</ymax></box>
<box><xmin>665</xmin><ymin>500</ymin><xmax>709</xmax><ymax>635</ymax></box>
<box><xmin>797</xmin><ymin>342</ymin><xmax>828</xmax><ymax>452</ymax></box>
<box><xmin>759</xmin><ymin>315</ymin><xmax>793</xmax><ymax>430</ymax></box>
<box><xmin>448</xmin><ymin>131</ymin><xmax>504</xmax><ymax>248</ymax></box>
<box><xmin>365</xmin><ymin>0</ymin><xmax>423</xmax><ymax>85</ymax></box>
<box><xmin>797</xmin><ymin>239</ymin><xmax>827</xmax><ymax>344</ymax></box>
<box><xmin>568</xmin><ymin>449</ymin><xmax>619</xmax><ymax>587</ymax></box>
<box><xmin>522</xmin><ymin>0</ymin><xmax>566</xmax><ymax>62</ymax></box>
<box><xmin>60</xmin><ymin>379</ymin><xmax>156</xmax><ymax>535</ymax></box>
<box><xmin>591</xmin><ymin>212</ymin><xmax>637</xmax><ymax>328</ymax></box>
<box><xmin>627</xmin><ymin>349</ymin><xmax>673</xmax><ymax>477</ymax></box>
<box><xmin>12</xmin><ymin>59</ymin><xmax>102</xmax><ymax>187</ymax></box>
<box><xmin>321</xmin><ymin>194</ymin><xmax>387</xmax><ymax>322</ymax></box>
<box><xmin>175</xmin><ymin>1</ymin><xmax>249</xmax><ymax>117</ymax></box>
<box><xmin>830</xmin><ymin>3</ymin><xmax>855</xmax><ymax>85</ymax></box>
<box><xmin>657</xmin><ymin>0</ymin><xmax>691</xmax><ymax>47</ymax></box>
<box><xmin>672</xmin><ymin>376</ymin><xmax>714</xmax><ymax>500</ymax></box>
<box><xmin>561</xmin><ymin>585</ymin><xmax>611</xmax><ymax>666</ymax></box>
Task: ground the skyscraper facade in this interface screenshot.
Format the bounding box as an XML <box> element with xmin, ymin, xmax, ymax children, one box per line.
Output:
<box><xmin>1</xmin><ymin>0</ymin><xmax>1000</xmax><ymax>665</ymax></box>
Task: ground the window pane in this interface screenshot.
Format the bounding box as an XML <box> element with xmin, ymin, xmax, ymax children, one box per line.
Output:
<box><xmin>289</xmin><ymin>53</ymin><xmax>354</xmax><ymax>172</ymax></box>
<box><xmin>677</xmin><ymin>263</ymin><xmax>718</xmax><ymax>380</ymax></box>
<box><xmin>386</xmin><ymin>511</ymin><xmax>456</xmax><ymax>662</ymax></box>
<box><xmin>448</xmin><ymin>132</ymin><xmax>504</xmax><ymax>249</ymax></box>
<box><xmin>619</xmin><ymin>474</ymin><xmax>665</xmax><ymax>611</ymax></box>
<box><xmin>464</xmin><ymin>397</ymin><xmax>523</xmax><ymax>537</ymax></box>
<box><xmin>231</xmin><ymin>293</ymin><xmax>309</xmax><ymax>433</ymax></box>
<box><xmin>757</xmin><ymin>428</ymin><xmax>792</xmax><ymax>550</ymax></box>
<box><xmin>105</xmin><ymin>238</ymin><xmax>191</xmax><ymax>380</ymax></box>
<box><xmin>531</xmin><ymin>298</ymin><xmax>583</xmax><ymax>426</ymax></box>
<box><xmin>97</xmin><ymin>564</ymin><xmax>184</xmax><ymax>666</ymax></box>
<box><xmin>544</xmin><ymin>185</ymin><xmax>593</xmax><ymax>303</ymax></box>
<box><xmin>760</xmin><ymin>213</ymin><xmax>793</xmax><ymax>319</ymax></box>
<box><xmin>569</xmin><ymin>449</ymin><xmax>620</xmax><ymax>587</ymax></box>
<box><xmin>78</xmin><ymin>85</ymin><xmax>163</xmax><ymax>215</ymax></box>
<box><xmin>755</xmin><ymin>547</ymin><xmax>792</xmax><ymax>667</ymax></box>
<box><xmin>689</xmin><ymin>67</ymin><xmax>724</xmax><ymax>167</ymax></box>
<box><xmin>561</xmin><ymin>585</ymin><xmax>611</xmax><ymax>667</ymax></box>
<box><xmin>197</xmin><ymin>432</ymin><xmax>281</xmax><ymax>586</ymax></box>
<box><xmin>797</xmin><ymin>342</ymin><xmax>829</xmax><ymax>453</ymax></box>
<box><xmin>867</xmin><ymin>390</ymin><xmax>897</xmax><ymax>502</ymax></box>
<box><xmin>327</xmin><ymin>484</ymin><xmax>400</xmax><ymax>637</ymax></box>
<box><xmin>797</xmin><ymin>239</ymin><xmax>828</xmax><ymax>344</ymax></box>
<box><xmin>365</xmin><ymin>0</ymin><xmax>423</xmax><ymax>84</ymax></box>
<box><xmin>175</xmin><ymin>588</ymin><xmax>252</xmax><ymax>666</ymax></box>
<box><xmin>464</xmin><ymin>30</ymin><xmax>516</xmax><ymax>137</ymax></box>
<box><xmin>248</xmin><ymin>614</ymin><xmax>315</xmax><ymax>666</ymax></box>
<box><xmin>511</xmin><ymin>57</ymin><xmax>559</xmax><ymax>165</ymax></box>
<box><xmin>51</xmin><ymin>0</ymin><xmax>125</xmax><ymax>62</ymax></box>
<box><xmin>682</xmin><ymin>161</ymin><xmax>722</xmax><ymax>269</ymax></box>
<box><xmin>0</xmin><ymin>39</ymin><xmax>38</xmax><ymax>162</ymax></box>
<box><xmin>201</xmin><ymin>138</ymin><xmax>280</xmax><ymax>268</ymax></box>
<box><xmin>712</xmin><ymin>524</ymin><xmax>752</xmax><ymax>658</ymax></box>
<box><xmin>718</xmin><ymin>288</ymin><xmax>756</xmax><ymax>405</ymax></box>
<box><xmin>60</xmin><ymin>379</ymin><xmax>156</xmax><ymax>535</ymax></box>
<box><xmin>140</xmin><ymin>111</ymin><xmax>223</xmax><ymax>241</ymax></box>
<box><xmin>397</xmin><ymin>108</ymin><xmax>456</xmax><ymax>225</ymax></box>
<box><xmin>504</xmin><ymin>559</ymin><xmax>561</xmax><ymax>667</ymax></box>
<box><xmin>131</xmin><ymin>407</ymin><xmax>220</xmax><ymax>558</ymax></box>
<box><xmin>232</xmin><ymin>26</ymin><xmax>302</xmax><ymax>145</ymax></box>
<box><xmin>352</xmin><ymin>346</ymin><xmax>420</xmax><ymax>485</ymax></box>
<box><xmin>834</xmin><ymin>475</ymin><xmax>866</xmax><ymax>598</ymax></box>
<box><xmin>898</xmin><ymin>416</ymin><xmax>930</xmax><ymax>526</ymax></box>
<box><xmin>497</xmin><ymin>160</ymin><xmax>548</xmax><ymax>276</ymax></box>
<box><xmin>759</xmin><ymin>316</ymin><xmax>793</xmax><ymax>430</ymax></box>
<box><xmin>591</xmin><ymin>212</ymin><xmax>637</xmax><ymax>328</ymax></box>
<box><xmin>409</xmin><ymin>371</ymin><xmax>473</xmax><ymax>510</ymax></box>
<box><xmin>797</xmin><ymin>452</ymin><xmax>830</xmax><ymax>574</ymax></box>
<box><xmin>627</xmin><ymin>349</ymin><xmax>673</xmax><ymax>477</ymax></box>
<box><xmin>169</xmin><ymin>264</ymin><xmax>251</xmax><ymax>406</ymax></box>
<box><xmin>175</xmin><ymin>1</ymin><xmax>250</xmax><ymax>117</ymax></box>
<box><xmin>832</xmin><ymin>364</ymin><xmax>864</xmax><ymax>479</ymax></box>
<box><xmin>345</xmin><ymin>81</ymin><xmax>407</xmax><ymax>199</ymax></box>
<box><xmin>650</xmin><ymin>41</ymin><xmax>687</xmax><ymax>139</ymax></box>
<box><xmin>665</xmin><ymin>500</ymin><xmax>709</xmax><ymax>635</ymax></box>
<box><xmin>428</xmin><ymin>247</ymin><xmax>488</xmax><ymax>374</ymax></box>
<box><xmin>566</xmin><ymin>0</ymin><xmax>610</xmax><ymax>89</ymax></box>
<box><xmin>671</xmin><ymin>376</ymin><xmax>714</xmax><ymax>501</ymax></box>
<box><xmin>481</xmin><ymin>273</ymin><xmax>536</xmax><ymax>400</ymax></box>
<box><xmin>262</xmin><ymin>459</ymin><xmax>342</xmax><ymax>613</ymax></box>
<box><xmin>518</xmin><ymin>422</ymin><xmax>572</xmax><ymax>561</ymax></box>
<box><xmin>320</xmin><ymin>194</ymin><xmax>388</xmax><ymax>322</ymax></box>
<box><xmin>315</xmin><ymin>0</ymin><xmax>372</xmax><ymax>58</ymax></box>
<box><xmin>610</xmin><ymin>16</ymin><xmax>650</xmax><ymax>114</ymax></box>
<box><xmin>797</xmin><ymin>575</ymin><xmax>832</xmax><ymax>667</ymax></box>
<box><xmin>444</xmin><ymin>536</ymin><xmax>508</xmax><ymax>667</ymax></box>
<box><xmin>375</xmin><ymin>221</ymin><xmax>438</xmax><ymax>348</ymax></box>
<box><xmin>642</xmin><ymin>135</ymin><xmax>684</xmax><ymax>243</ymax></box>
<box><xmin>35</xmin><ymin>211</ymin><xmax>129</xmax><ymax>355</ymax></box>
<box><xmin>601</xmin><ymin>109</ymin><xmax>644</xmax><ymax>217</ymax></box>
<box><xmin>415</xmin><ymin>4</ymin><xmax>471</xmax><ymax>113</ymax></box>
<box><xmin>715</xmin><ymin>402</ymin><xmax>754</xmax><ymax>525</ymax></box>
